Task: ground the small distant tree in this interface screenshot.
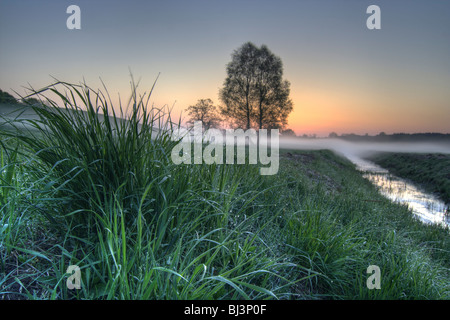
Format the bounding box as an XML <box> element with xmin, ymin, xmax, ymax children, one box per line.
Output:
<box><xmin>281</xmin><ymin>128</ymin><xmax>296</xmax><ymax>137</ymax></box>
<box><xmin>328</xmin><ymin>132</ymin><xmax>338</xmax><ymax>138</ymax></box>
<box><xmin>185</xmin><ymin>98</ymin><xmax>221</xmax><ymax>130</ymax></box>
<box><xmin>24</xmin><ymin>97</ymin><xmax>41</xmax><ymax>106</ymax></box>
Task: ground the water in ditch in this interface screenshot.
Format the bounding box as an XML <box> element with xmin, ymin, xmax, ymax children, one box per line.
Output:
<box><xmin>347</xmin><ymin>155</ymin><xmax>449</xmax><ymax>228</ymax></box>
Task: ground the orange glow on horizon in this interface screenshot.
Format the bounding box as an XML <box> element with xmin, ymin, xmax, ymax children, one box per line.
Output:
<box><xmin>286</xmin><ymin>87</ymin><xmax>450</xmax><ymax>137</ymax></box>
<box><xmin>94</xmin><ymin>76</ymin><xmax>449</xmax><ymax>137</ymax></box>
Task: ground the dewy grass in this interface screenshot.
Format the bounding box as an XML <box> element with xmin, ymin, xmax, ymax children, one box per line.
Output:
<box><xmin>1</xmin><ymin>79</ymin><xmax>449</xmax><ymax>300</ymax></box>
<box><xmin>279</xmin><ymin>150</ymin><xmax>449</xmax><ymax>299</ymax></box>
<box><xmin>4</xmin><ymin>78</ymin><xmax>182</xmax><ymax>227</ymax></box>
<box><xmin>0</xmin><ymin>78</ymin><xmax>300</xmax><ymax>299</ymax></box>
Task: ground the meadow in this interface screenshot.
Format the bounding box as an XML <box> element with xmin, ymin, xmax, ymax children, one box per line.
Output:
<box><xmin>0</xmin><ymin>81</ymin><xmax>449</xmax><ymax>300</ymax></box>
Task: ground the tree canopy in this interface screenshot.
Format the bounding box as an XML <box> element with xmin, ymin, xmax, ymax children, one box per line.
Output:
<box><xmin>0</xmin><ymin>89</ymin><xmax>18</xmax><ymax>104</ymax></box>
<box><xmin>219</xmin><ymin>42</ymin><xmax>293</xmax><ymax>131</ymax></box>
<box><xmin>185</xmin><ymin>98</ymin><xmax>221</xmax><ymax>130</ymax></box>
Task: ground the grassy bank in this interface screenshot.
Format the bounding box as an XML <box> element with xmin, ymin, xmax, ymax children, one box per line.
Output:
<box><xmin>1</xmin><ymin>81</ymin><xmax>449</xmax><ymax>300</ymax></box>
<box><xmin>366</xmin><ymin>152</ymin><xmax>450</xmax><ymax>205</ymax></box>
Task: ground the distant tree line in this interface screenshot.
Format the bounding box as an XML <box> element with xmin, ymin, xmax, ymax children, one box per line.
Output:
<box><xmin>0</xmin><ymin>89</ymin><xmax>41</xmax><ymax>106</ymax></box>
<box><xmin>277</xmin><ymin>130</ymin><xmax>450</xmax><ymax>141</ymax></box>
<box><xmin>337</xmin><ymin>132</ymin><xmax>450</xmax><ymax>143</ymax></box>
<box><xmin>278</xmin><ymin>131</ymin><xmax>450</xmax><ymax>141</ymax></box>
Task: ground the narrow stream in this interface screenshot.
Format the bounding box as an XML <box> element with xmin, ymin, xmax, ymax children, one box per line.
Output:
<box><xmin>279</xmin><ymin>138</ymin><xmax>450</xmax><ymax>228</ymax></box>
<box><xmin>346</xmin><ymin>154</ymin><xmax>450</xmax><ymax>228</ymax></box>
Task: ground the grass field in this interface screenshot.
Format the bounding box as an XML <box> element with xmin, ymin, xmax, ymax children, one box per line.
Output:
<box><xmin>1</xmin><ymin>81</ymin><xmax>449</xmax><ymax>300</ymax></box>
<box><xmin>366</xmin><ymin>152</ymin><xmax>450</xmax><ymax>206</ymax></box>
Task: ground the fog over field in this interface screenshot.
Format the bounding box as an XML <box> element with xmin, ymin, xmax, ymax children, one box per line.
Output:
<box><xmin>279</xmin><ymin>137</ymin><xmax>450</xmax><ymax>166</ymax></box>
<box><xmin>3</xmin><ymin>102</ymin><xmax>450</xmax><ymax>168</ymax></box>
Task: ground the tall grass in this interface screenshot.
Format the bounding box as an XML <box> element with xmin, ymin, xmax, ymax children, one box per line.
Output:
<box><xmin>6</xmin><ymin>79</ymin><xmax>181</xmax><ymax>226</ymax></box>
<box><xmin>279</xmin><ymin>150</ymin><xmax>449</xmax><ymax>299</ymax></box>
<box><xmin>1</xmin><ymin>78</ymin><xmax>303</xmax><ymax>299</ymax></box>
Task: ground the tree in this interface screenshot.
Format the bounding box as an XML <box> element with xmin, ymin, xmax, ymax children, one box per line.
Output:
<box><xmin>219</xmin><ymin>42</ymin><xmax>293</xmax><ymax>130</ymax></box>
<box><xmin>185</xmin><ymin>98</ymin><xmax>221</xmax><ymax>130</ymax></box>
<box><xmin>281</xmin><ymin>128</ymin><xmax>296</xmax><ymax>137</ymax></box>
<box><xmin>0</xmin><ymin>89</ymin><xmax>18</xmax><ymax>104</ymax></box>
<box><xmin>24</xmin><ymin>97</ymin><xmax>41</xmax><ymax>106</ymax></box>
<box><xmin>328</xmin><ymin>132</ymin><xmax>338</xmax><ymax>138</ymax></box>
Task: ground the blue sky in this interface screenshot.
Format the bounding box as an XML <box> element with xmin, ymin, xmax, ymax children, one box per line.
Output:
<box><xmin>1</xmin><ymin>0</ymin><xmax>449</xmax><ymax>135</ymax></box>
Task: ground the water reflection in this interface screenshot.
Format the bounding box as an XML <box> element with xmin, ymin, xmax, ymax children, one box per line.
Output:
<box><xmin>349</xmin><ymin>156</ymin><xmax>449</xmax><ymax>228</ymax></box>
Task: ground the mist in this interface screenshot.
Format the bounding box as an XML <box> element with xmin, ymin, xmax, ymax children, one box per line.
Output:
<box><xmin>279</xmin><ymin>137</ymin><xmax>450</xmax><ymax>168</ymax></box>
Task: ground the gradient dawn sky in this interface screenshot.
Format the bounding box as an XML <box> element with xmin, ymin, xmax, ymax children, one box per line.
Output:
<box><xmin>1</xmin><ymin>0</ymin><xmax>449</xmax><ymax>136</ymax></box>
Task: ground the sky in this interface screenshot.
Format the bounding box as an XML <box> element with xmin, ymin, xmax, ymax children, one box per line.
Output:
<box><xmin>1</xmin><ymin>0</ymin><xmax>449</xmax><ymax>136</ymax></box>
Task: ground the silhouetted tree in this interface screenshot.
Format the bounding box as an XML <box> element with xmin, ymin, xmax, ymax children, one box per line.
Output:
<box><xmin>328</xmin><ymin>132</ymin><xmax>338</xmax><ymax>138</ymax></box>
<box><xmin>24</xmin><ymin>97</ymin><xmax>41</xmax><ymax>106</ymax></box>
<box><xmin>185</xmin><ymin>98</ymin><xmax>221</xmax><ymax>130</ymax></box>
<box><xmin>281</xmin><ymin>128</ymin><xmax>296</xmax><ymax>137</ymax></box>
<box><xmin>219</xmin><ymin>42</ymin><xmax>293</xmax><ymax>130</ymax></box>
<box><xmin>0</xmin><ymin>89</ymin><xmax>18</xmax><ymax>104</ymax></box>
